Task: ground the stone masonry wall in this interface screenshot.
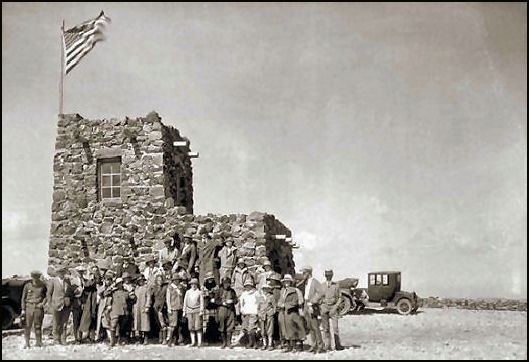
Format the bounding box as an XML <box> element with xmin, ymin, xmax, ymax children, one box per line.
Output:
<box><xmin>48</xmin><ymin>112</ymin><xmax>295</xmax><ymax>278</ymax></box>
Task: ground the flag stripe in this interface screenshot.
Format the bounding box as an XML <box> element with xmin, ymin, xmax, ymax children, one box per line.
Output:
<box><xmin>62</xmin><ymin>11</ymin><xmax>110</xmax><ymax>75</ymax></box>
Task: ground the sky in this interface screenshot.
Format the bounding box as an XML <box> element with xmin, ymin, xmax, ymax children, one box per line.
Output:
<box><xmin>2</xmin><ymin>3</ymin><xmax>527</xmax><ymax>298</ymax></box>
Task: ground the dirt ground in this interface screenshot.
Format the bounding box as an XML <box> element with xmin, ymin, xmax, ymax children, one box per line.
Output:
<box><xmin>2</xmin><ymin>308</ymin><xmax>527</xmax><ymax>360</ymax></box>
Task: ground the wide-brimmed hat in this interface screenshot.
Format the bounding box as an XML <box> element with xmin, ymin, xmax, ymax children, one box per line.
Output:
<box><xmin>262</xmin><ymin>282</ymin><xmax>274</xmax><ymax>290</ymax></box>
<box><xmin>122</xmin><ymin>271</ymin><xmax>132</xmax><ymax>279</ymax></box>
<box><xmin>244</xmin><ymin>279</ymin><xmax>255</xmax><ymax>287</ymax></box>
<box><xmin>189</xmin><ymin>278</ymin><xmax>199</xmax><ymax>285</ymax></box>
<box><xmin>282</xmin><ymin>274</ymin><xmax>294</xmax><ymax>283</ymax></box>
<box><xmin>302</xmin><ymin>266</ymin><xmax>313</xmax><ymax>273</ymax></box>
<box><xmin>268</xmin><ymin>273</ymin><xmax>281</xmax><ymax>282</ymax></box>
<box><xmin>324</xmin><ymin>269</ymin><xmax>334</xmax><ymax>275</ymax></box>
<box><xmin>204</xmin><ymin>271</ymin><xmax>215</xmax><ymax>280</ymax></box>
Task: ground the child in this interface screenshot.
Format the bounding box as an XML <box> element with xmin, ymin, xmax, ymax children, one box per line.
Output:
<box><xmin>183</xmin><ymin>278</ymin><xmax>204</xmax><ymax>347</ymax></box>
<box><xmin>166</xmin><ymin>272</ymin><xmax>184</xmax><ymax>346</ymax></box>
<box><xmin>258</xmin><ymin>282</ymin><xmax>277</xmax><ymax>350</ymax></box>
<box><xmin>239</xmin><ymin>279</ymin><xmax>260</xmax><ymax>349</ymax></box>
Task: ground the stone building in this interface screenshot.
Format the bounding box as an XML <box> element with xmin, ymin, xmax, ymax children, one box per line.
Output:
<box><xmin>47</xmin><ymin>111</ymin><xmax>295</xmax><ymax>279</ymax></box>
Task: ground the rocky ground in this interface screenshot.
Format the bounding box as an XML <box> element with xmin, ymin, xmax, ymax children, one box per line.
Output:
<box><xmin>2</xmin><ymin>308</ymin><xmax>527</xmax><ymax>360</ymax></box>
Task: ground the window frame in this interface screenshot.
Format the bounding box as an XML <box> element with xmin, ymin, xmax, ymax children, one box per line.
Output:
<box><xmin>97</xmin><ymin>157</ymin><xmax>122</xmax><ymax>201</ymax></box>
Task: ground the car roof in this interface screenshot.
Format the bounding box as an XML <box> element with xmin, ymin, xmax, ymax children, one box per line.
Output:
<box><xmin>368</xmin><ymin>271</ymin><xmax>401</xmax><ymax>274</ymax></box>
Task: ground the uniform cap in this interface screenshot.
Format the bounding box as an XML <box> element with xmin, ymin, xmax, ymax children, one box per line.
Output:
<box><xmin>30</xmin><ymin>270</ymin><xmax>42</xmax><ymax>278</ymax></box>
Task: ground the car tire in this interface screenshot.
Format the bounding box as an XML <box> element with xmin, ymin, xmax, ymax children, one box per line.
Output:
<box><xmin>336</xmin><ymin>294</ymin><xmax>352</xmax><ymax>316</ymax></box>
<box><xmin>2</xmin><ymin>304</ymin><xmax>16</xmax><ymax>330</ymax></box>
<box><xmin>396</xmin><ymin>298</ymin><xmax>413</xmax><ymax>315</ymax></box>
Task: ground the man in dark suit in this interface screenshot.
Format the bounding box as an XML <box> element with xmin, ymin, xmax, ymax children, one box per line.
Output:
<box><xmin>300</xmin><ymin>266</ymin><xmax>326</xmax><ymax>353</ymax></box>
<box><xmin>46</xmin><ymin>266</ymin><xmax>73</xmax><ymax>345</ymax></box>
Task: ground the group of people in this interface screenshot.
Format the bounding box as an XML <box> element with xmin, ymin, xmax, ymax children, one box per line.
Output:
<box><xmin>20</xmin><ymin>233</ymin><xmax>346</xmax><ymax>354</ymax></box>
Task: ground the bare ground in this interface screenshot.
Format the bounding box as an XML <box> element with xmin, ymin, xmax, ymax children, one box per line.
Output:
<box><xmin>2</xmin><ymin>308</ymin><xmax>527</xmax><ymax>360</ymax></box>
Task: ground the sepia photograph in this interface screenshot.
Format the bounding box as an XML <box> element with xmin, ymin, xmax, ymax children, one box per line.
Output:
<box><xmin>2</xmin><ymin>2</ymin><xmax>527</xmax><ymax>360</ymax></box>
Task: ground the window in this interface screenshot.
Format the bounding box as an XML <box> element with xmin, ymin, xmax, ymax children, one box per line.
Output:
<box><xmin>369</xmin><ymin>274</ymin><xmax>375</xmax><ymax>285</ymax></box>
<box><xmin>382</xmin><ymin>274</ymin><xmax>389</xmax><ymax>285</ymax></box>
<box><xmin>98</xmin><ymin>157</ymin><xmax>121</xmax><ymax>200</ymax></box>
<box><xmin>376</xmin><ymin>274</ymin><xmax>382</xmax><ymax>285</ymax></box>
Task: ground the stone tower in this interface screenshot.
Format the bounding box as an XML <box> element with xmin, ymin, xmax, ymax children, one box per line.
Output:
<box><xmin>48</xmin><ymin>112</ymin><xmax>296</xmax><ymax>278</ymax></box>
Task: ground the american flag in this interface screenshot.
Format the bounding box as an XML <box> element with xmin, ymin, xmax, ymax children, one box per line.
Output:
<box><xmin>63</xmin><ymin>11</ymin><xmax>111</xmax><ymax>75</ymax></box>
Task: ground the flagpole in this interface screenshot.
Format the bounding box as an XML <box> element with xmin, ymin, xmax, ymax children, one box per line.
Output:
<box><xmin>59</xmin><ymin>20</ymin><xmax>65</xmax><ymax>115</ymax></box>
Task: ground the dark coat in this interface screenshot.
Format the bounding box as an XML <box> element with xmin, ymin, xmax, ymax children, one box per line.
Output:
<box><xmin>278</xmin><ymin>286</ymin><xmax>306</xmax><ymax>341</ymax></box>
<box><xmin>79</xmin><ymin>277</ymin><xmax>98</xmax><ymax>333</ymax></box>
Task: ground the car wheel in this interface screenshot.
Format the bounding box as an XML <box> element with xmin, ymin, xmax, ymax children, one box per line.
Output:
<box><xmin>336</xmin><ymin>294</ymin><xmax>352</xmax><ymax>316</ymax></box>
<box><xmin>396</xmin><ymin>298</ymin><xmax>412</xmax><ymax>315</ymax></box>
<box><xmin>2</xmin><ymin>304</ymin><xmax>16</xmax><ymax>330</ymax></box>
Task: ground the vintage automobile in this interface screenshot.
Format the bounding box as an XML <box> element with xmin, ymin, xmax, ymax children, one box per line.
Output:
<box><xmin>2</xmin><ymin>275</ymin><xmax>32</xmax><ymax>329</ymax></box>
<box><xmin>341</xmin><ymin>271</ymin><xmax>420</xmax><ymax>315</ymax></box>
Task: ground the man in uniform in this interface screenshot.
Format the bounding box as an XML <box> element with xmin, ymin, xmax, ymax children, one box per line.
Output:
<box><xmin>319</xmin><ymin>269</ymin><xmax>344</xmax><ymax>351</ymax></box>
<box><xmin>21</xmin><ymin>270</ymin><xmax>47</xmax><ymax>348</ymax></box>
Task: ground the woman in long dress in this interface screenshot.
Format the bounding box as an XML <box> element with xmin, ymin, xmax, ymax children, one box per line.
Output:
<box><xmin>132</xmin><ymin>274</ymin><xmax>151</xmax><ymax>344</ymax></box>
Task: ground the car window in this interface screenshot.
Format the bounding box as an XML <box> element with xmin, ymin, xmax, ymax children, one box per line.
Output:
<box><xmin>369</xmin><ymin>274</ymin><xmax>375</xmax><ymax>285</ymax></box>
<box><xmin>376</xmin><ymin>274</ymin><xmax>382</xmax><ymax>285</ymax></box>
<box><xmin>382</xmin><ymin>274</ymin><xmax>389</xmax><ymax>285</ymax></box>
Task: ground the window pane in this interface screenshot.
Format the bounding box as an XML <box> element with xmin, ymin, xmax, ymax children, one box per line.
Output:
<box><xmin>369</xmin><ymin>274</ymin><xmax>375</xmax><ymax>285</ymax></box>
<box><xmin>382</xmin><ymin>274</ymin><xmax>388</xmax><ymax>285</ymax></box>
<box><xmin>111</xmin><ymin>163</ymin><xmax>120</xmax><ymax>174</ymax></box>
<box><xmin>376</xmin><ymin>274</ymin><xmax>382</xmax><ymax>285</ymax></box>
<box><xmin>101</xmin><ymin>163</ymin><xmax>112</xmax><ymax>174</ymax></box>
<box><xmin>112</xmin><ymin>187</ymin><xmax>121</xmax><ymax>198</ymax></box>
<box><xmin>102</xmin><ymin>175</ymin><xmax>111</xmax><ymax>187</ymax></box>
<box><xmin>112</xmin><ymin>175</ymin><xmax>121</xmax><ymax>186</ymax></box>
<box><xmin>102</xmin><ymin>187</ymin><xmax>111</xmax><ymax>198</ymax></box>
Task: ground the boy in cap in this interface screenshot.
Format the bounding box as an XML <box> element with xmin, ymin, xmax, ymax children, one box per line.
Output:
<box><xmin>108</xmin><ymin>277</ymin><xmax>136</xmax><ymax>346</ymax></box>
<box><xmin>239</xmin><ymin>279</ymin><xmax>260</xmax><ymax>349</ymax></box>
<box><xmin>183</xmin><ymin>278</ymin><xmax>204</xmax><ymax>347</ymax></box>
<box><xmin>258</xmin><ymin>282</ymin><xmax>277</xmax><ymax>350</ymax></box>
<box><xmin>215</xmin><ymin>277</ymin><xmax>238</xmax><ymax>349</ymax></box>
<box><xmin>166</xmin><ymin>272</ymin><xmax>185</xmax><ymax>346</ymax></box>
<box><xmin>21</xmin><ymin>270</ymin><xmax>47</xmax><ymax>348</ymax></box>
